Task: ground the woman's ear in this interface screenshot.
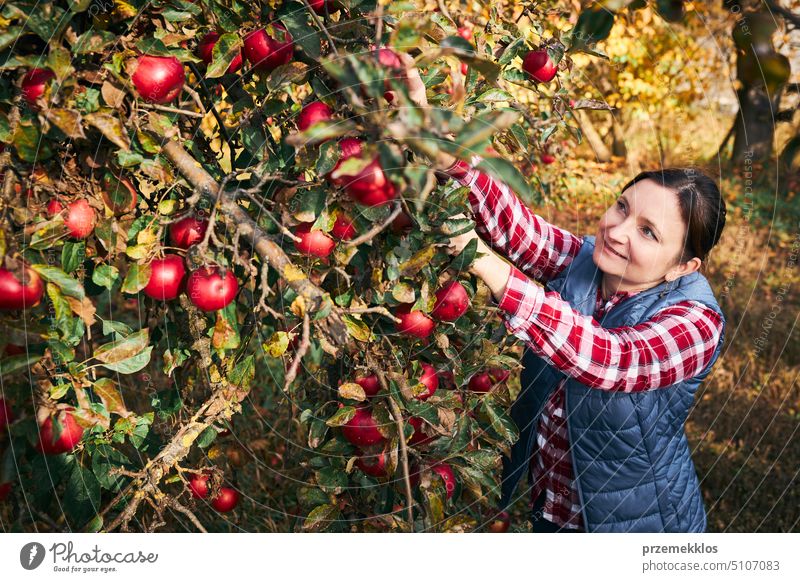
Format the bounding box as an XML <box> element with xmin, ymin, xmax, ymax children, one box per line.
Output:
<box><xmin>666</xmin><ymin>257</ymin><xmax>702</xmax><ymax>282</ymax></box>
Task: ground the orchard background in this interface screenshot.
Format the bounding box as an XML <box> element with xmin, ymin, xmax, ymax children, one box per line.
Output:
<box><xmin>0</xmin><ymin>0</ymin><xmax>798</xmax><ymax>533</ymax></box>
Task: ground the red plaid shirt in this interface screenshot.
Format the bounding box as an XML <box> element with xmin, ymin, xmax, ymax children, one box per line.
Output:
<box><xmin>446</xmin><ymin>160</ymin><xmax>724</xmax><ymax>531</ymax></box>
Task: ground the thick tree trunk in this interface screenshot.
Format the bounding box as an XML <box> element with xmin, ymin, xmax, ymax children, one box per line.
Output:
<box><xmin>611</xmin><ymin>116</ymin><xmax>628</xmax><ymax>159</ymax></box>
<box><xmin>576</xmin><ymin>109</ymin><xmax>612</xmax><ymax>163</ymax></box>
<box><xmin>731</xmin><ymin>86</ymin><xmax>782</xmax><ymax>164</ymax></box>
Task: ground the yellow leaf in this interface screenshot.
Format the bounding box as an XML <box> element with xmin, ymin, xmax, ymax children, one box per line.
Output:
<box><xmin>338</xmin><ymin>382</ymin><xmax>366</xmax><ymax>402</ymax></box>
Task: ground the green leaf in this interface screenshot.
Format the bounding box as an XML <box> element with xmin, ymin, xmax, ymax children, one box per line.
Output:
<box><xmin>92</xmin><ymin>264</ymin><xmax>119</xmax><ymax>290</ymax></box>
<box><xmin>72</xmin><ymin>29</ymin><xmax>117</xmax><ymax>54</ymax></box>
<box><xmin>64</xmin><ymin>462</ymin><xmax>101</xmax><ymax>529</ymax></box>
<box><xmin>228</xmin><ymin>355</ymin><xmax>255</xmax><ymax>387</ymax></box>
<box><xmin>12</xmin><ymin>121</ymin><xmax>52</xmax><ymax>162</ymax></box>
<box><xmin>61</xmin><ymin>241</ymin><xmax>85</xmax><ymax>274</ymax></box>
<box><xmin>94</xmin><ymin>329</ymin><xmax>149</xmax><ymax>365</ymax></box>
<box><xmin>325</xmin><ymin>406</ymin><xmax>356</xmax><ymax>427</ymax></box>
<box><xmin>197</xmin><ymin>426</ymin><xmax>218</xmax><ymax>449</ymax></box>
<box><xmin>302</xmin><ymin>504</ymin><xmax>340</xmax><ymax>532</ymax></box>
<box><xmin>0</xmin><ymin>352</ymin><xmax>42</xmax><ymax>375</ymax></box>
<box><xmin>341</xmin><ymin>315</ymin><xmax>373</xmax><ymax>343</ymax></box>
<box><xmin>206</xmin><ymin>33</ymin><xmax>243</xmax><ymax>78</ymax></box>
<box><xmin>481</xmin><ymin>396</ymin><xmax>519</xmax><ymax>445</ymax></box>
<box><xmin>315</xmin><ymin>466</ymin><xmax>348</xmax><ymax>494</ymax></box>
<box><xmin>279</xmin><ymin>3</ymin><xmax>321</xmax><ymax>60</ymax></box>
<box><xmin>32</xmin><ymin>264</ymin><xmax>85</xmax><ymax>299</ymax></box>
<box><xmin>449</xmin><ymin>237</ymin><xmax>478</xmax><ymax>272</ymax></box>
<box><xmin>456</xmin><ymin>110</ymin><xmax>520</xmax><ymax>151</ymax></box>
<box><xmin>98</xmin><ymin>347</ymin><xmax>152</xmax><ymax>374</ymax></box>
<box><xmin>475</xmin><ymin>156</ymin><xmax>531</xmax><ymax>200</ymax></box>
<box><xmin>121</xmin><ymin>262</ymin><xmax>151</xmax><ymax>294</ymax></box>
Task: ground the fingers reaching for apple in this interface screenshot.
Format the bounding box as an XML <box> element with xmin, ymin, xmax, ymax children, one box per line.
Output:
<box><xmin>384</xmin><ymin>52</ymin><xmax>428</xmax><ymax>109</ymax></box>
<box><xmin>447</xmin><ymin>228</ymin><xmax>484</xmax><ymax>257</ymax></box>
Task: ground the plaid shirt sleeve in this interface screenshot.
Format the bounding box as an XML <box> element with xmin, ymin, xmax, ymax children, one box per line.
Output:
<box><xmin>445</xmin><ymin>159</ymin><xmax>583</xmax><ymax>284</ymax></box>
<box><xmin>498</xmin><ymin>267</ymin><xmax>724</xmax><ymax>392</ymax></box>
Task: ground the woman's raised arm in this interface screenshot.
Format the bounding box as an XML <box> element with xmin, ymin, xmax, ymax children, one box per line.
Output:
<box><xmin>443</xmin><ymin>159</ymin><xmax>583</xmax><ymax>284</ymax></box>
<box><xmin>397</xmin><ymin>53</ymin><xmax>583</xmax><ymax>285</ymax></box>
<box><xmin>498</xmin><ymin>266</ymin><xmax>724</xmax><ymax>392</ymax></box>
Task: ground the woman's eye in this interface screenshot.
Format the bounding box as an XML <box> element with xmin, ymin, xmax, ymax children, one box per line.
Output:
<box><xmin>616</xmin><ymin>200</ymin><xmax>625</xmax><ymax>210</ymax></box>
<box><xmin>642</xmin><ymin>227</ymin><xmax>655</xmax><ymax>239</ymax></box>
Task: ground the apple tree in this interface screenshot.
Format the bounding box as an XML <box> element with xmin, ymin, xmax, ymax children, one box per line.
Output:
<box><xmin>0</xmin><ymin>0</ymin><xmax>588</xmax><ymax>532</ymax></box>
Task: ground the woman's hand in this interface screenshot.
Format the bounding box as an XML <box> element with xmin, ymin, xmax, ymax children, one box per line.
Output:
<box><xmin>446</xmin><ymin>226</ymin><xmax>511</xmax><ymax>302</ymax></box>
<box><xmin>383</xmin><ymin>52</ymin><xmax>429</xmax><ymax>109</ymax></box>
<box><xmin>386</xmin><ymin>52</ymin><xmax>457</xmax><ymax>171</ymax></box>
<box><xmin>447</xmin><ymin>227</ymin><xmax>485</xmax><ymax>257</ymax></box>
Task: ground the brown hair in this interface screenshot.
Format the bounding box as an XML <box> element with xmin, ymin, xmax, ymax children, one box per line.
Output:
<box><xmin>621</xmin><ymin>168</ymin><xmax>727</xmax><ymax>270</ymax></box>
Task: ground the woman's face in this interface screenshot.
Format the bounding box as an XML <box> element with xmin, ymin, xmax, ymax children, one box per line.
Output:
<box><xmin>593</xmin><ymin>178</ymin><xmax>700</xmax><ymax>292</ymax></box>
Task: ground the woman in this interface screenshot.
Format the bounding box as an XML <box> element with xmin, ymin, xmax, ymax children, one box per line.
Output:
<box><xmin>439</xmin><ymin>160</ymin><xmax>727</xmax><ymax>533</ymax></box>
<box><xmin>400</xmin><ymin>59</ymin><xmax>728</xmax><ymax>533</ymax></box>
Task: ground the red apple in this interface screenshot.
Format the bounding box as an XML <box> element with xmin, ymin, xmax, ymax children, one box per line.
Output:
<box><xmin>243</xmin><ymin>24</ymin><xmax>294</xmax><ymax>73</ymax></box>
<box><xmin>412</xmin><ymin>362</ymin><xmax>439</xmax><ymax>400</ymax></box>
<box><xmin>0</xmin><ymin>266</ymin><xmax>44</xmax><ymax>310</ymax></box>
<box><xmin>293</xmin><ymin>223</ymin><xmax>336</xmax><ymax>258</ymax></box>
<box><xmin>468</xmin><ymin>368</ymin><xmax>510</xmax><ymax>393</ymax></box>
<box><xmin>336</xmin><ymin>151</ymin><xmax>397</xmax><ymax>207</ymax></box>
<box><xmin>101</xmin><ymin>174</ymin><xmax>138</xmax><ymax>215</ymax></box>
<box><xmin>211</xmin><ymin>487</ymin><xmax>240</xmax><ymax>512</ymax></box>
<box><xmin>331</xmin><ymin>215</ymin><xmax>357</xmax><ymax>240</ymax></box>
<box><xmin>390</xmin><ymin>211</ymin><xmax>413</xmax><ymax>234</ymax></box>
<box><xmin>186</xmin><ymin>266</ymin><xmax>239</xmax><ymax>311</ymax></box>
<box><xmin>371</xmin><ymin>47</ymin><xmax>405</xmax><ymax>96</ymax></box>
<box><xmin>541</xmin><ymin>153</ymin><xmax>556</xmax><ymax>165</ymax></box>
<box><xmin>308</xmin><ymin>0</ymin><xmax>341</xmax><ymax>14</ymax></box>
<box><xmin>457</xmin><ymin>26</ymin><xmax>473</xmax><ymax>41</ymax></box>
<box><xmin>327</xmin><ymin>138</ymin><xmax>363</xmax><ymax>186</ymax></box>
<box><xmin>407</xmin><ymin>416</ymin><xmax>435</xmax><ymax>446</ymax></box>
<box><xmin>354</xmin><ymin>374</ymin><xmax>380</xmax><ymax>398</ymax></box>
<box><xmin>143</xmin><ymin>255</ymin><xmax>186</xmax><ymax>301</ymax></box>
<box><xmin>432</xmin><ymin>281</ymin><xmax>469</xmax><ymax>322</ymax></box>
<box><xmin>341</xmin><ymin>406</ymin><xmax>385</xmax><ymax>447</ymax></box>
<box><xmin>297</xmin><ymin>101</ymin><xmax>333</xmax><ymax>131</ymax></box>
<box><xmin>487</xmin><ymin>510</ymin><xmax>511</xmax><ymax>532</ymax></box>
<box><xmin>46</xmin><ymin>199</ymin><xmax>63</xmax><ymax>216</ymax></box>
<box><xmin>0</xmin><ymin>398</ymin><xmax>14</xmax><ymax>430</ymax></box>
<box><xmin>189</xmin><ymin>473</ymin><xmax>210</xmax><ymax>499</ymax></box>
<box><xmin>64</xmin><ymin>199</ymin><xmax>96</xmax><ymax>239</ymax></box>
<box><xmin>356</xmin><ymin>450</ymin><xmax>390</xmax><ymax>478</ymax></box>
<box><xmin>395</xmin><ymin>305</ymin><xmax>435</xmax><ymax>339</ymax></box>
<box><xmin>21</xmin><ymin>68</ymin><xmax>55</xmax><ymax>107</ymax></box>
<box><xmin>522</xmin><ymin>49</ymin><xmax>557</xmax><ymax>83</ymax></box>
<box><xmin>169</xmin><ymin>214</ymin><xmax>209</xmax><ymax>249</ymax></box>
<box><xmin>197</xmin><ymin>32</ymin><xmax>243</xmax><ymax>74</ymax></box>
<box><xmin>0</xmin><ymin>482</ymin><xmax>11</xmax><ymax>502</ymax></box>
<box><xmin>37</xmin><ymin>409</ymin><xmax>84</xmax><ymax>455</ymax></box>
<box><xmin>460</xmin><ymin>62</ymin><xmax>469</xmax><ymax>76</ymax></box>
<box><xmin>131</xmin><ymin>55</ymin><xmax>185</xmax><ymax>104</ymax></box>
<box><xmin>431</xmin><ymin>463</ymin><xmax>457</xmax><ymax>499</ymax></box>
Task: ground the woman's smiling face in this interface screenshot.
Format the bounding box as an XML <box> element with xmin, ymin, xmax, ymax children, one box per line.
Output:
<box><xmin>593</xmin><ymin>178</ymin><xmax>701</xmax><ymax>295</ymax></box>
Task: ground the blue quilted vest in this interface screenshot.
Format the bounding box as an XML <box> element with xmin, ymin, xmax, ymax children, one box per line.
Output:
<box><xmin>500</xmin><ymin>235</ymin><xmax>726</xmax><ymax>532</ymax></box>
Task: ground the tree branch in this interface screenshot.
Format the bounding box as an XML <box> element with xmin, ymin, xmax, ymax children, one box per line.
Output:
<box><xmin>153</xmin><ymin>135</ymin><xmax>351</xmax><ymax>352</ymax></box>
